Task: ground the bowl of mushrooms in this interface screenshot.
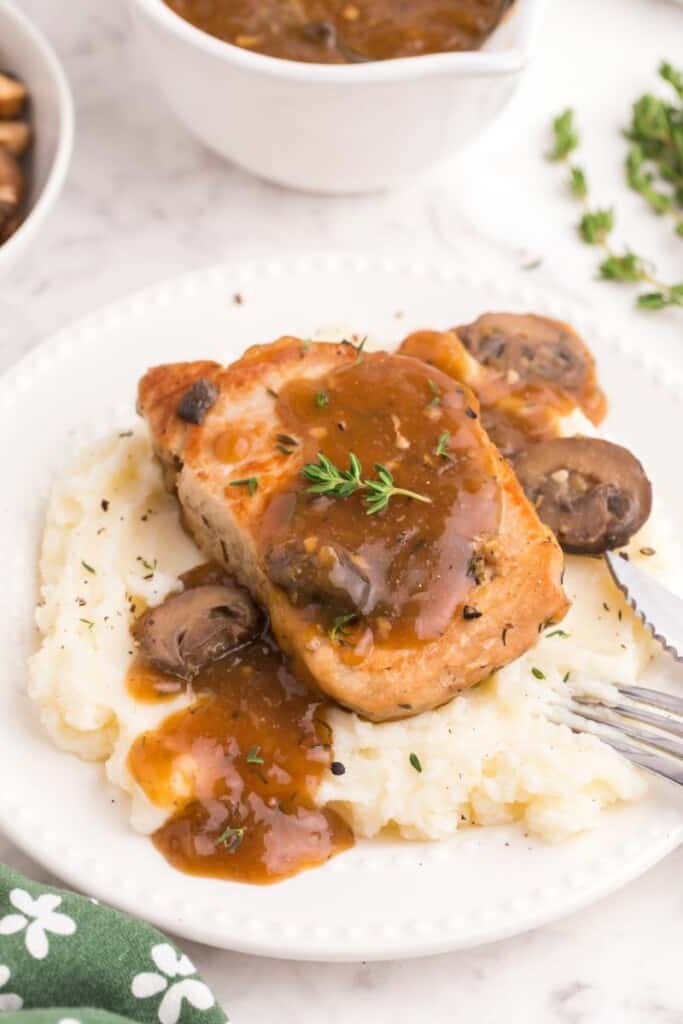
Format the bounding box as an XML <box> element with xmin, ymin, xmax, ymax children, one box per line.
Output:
<box><xmin>0</xmin><ymin>1</ymin><xmax>73</xmax><ymax>276</ymax></box>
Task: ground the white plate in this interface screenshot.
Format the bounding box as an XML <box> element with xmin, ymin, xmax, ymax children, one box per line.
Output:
<box><xmin>1</xmin><ymin>253</ymin><xmax>682</xmax><ymax>962</ymax></box>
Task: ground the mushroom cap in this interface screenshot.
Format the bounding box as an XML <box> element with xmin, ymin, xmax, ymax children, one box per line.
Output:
<box><xmin>265</xmin><ymin>537</ymin><xmax>375</xmax><ymax>615</ymax></box>
<box><xmin>455</xmin><ymin>312</ymin><xmax>606</xmax><ymax>425</ymax></box>
<box><xmin>137</xmin><ymin>582</ymin><xmax>261</xmax><ymax>679</ymax></box>
<box><xmin>513</xmin><ymin>437</ymin><xmax>652</xmax><ymax>554</ymax></box>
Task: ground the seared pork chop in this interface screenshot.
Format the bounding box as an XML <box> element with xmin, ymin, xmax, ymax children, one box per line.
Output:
<box><xmin>138</xmin><ymin>337</ymin><xmax>568</xmax><ymax>720</ymax></box>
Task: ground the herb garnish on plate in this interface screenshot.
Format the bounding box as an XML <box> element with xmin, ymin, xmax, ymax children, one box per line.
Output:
<box><xmin>547</xmin><ymin>61</ymin><xmax>683</xmax><ymax>311</ymax></box>
<box><xmin>302</xmin><ymin>452</ymin><xmax>431</xmax><ymax>515</ymax></box>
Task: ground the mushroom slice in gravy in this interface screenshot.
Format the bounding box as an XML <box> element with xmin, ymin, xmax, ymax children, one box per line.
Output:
<box><xmin>454</xmin><ymin>313</ymin><xmax>607</xmax><ymax>427</ymax></box>
<box><xmin>128</xmin><ymin>565</ymin><xmax>353</xmax><ymax>884</ymax></box>
<box><xmin>513</xmin><ymin>437</ymin><xmax>652</xmax><ymax>554</ymax></box>
<box><xmin>265</xmin><ymin>537</ymin><xmax>376</xmax><ymax>615</ymax></box>
<box><xmin>137</xmin><ymin>580</ymin><xmax>260</xmax><ymax>679</ymax></box>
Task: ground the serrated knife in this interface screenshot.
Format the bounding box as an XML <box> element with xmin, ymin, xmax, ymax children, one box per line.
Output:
<box><xmin>605</xmin><ymin>551</ymin><xmax>683</xmax><ymax>662</ymax></box>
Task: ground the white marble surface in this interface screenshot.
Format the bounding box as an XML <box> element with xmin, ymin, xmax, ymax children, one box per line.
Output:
<box><xmin>2</xmin><ymin>0</ymin><xmax>683</xmax><ymax>1020</ymax></box>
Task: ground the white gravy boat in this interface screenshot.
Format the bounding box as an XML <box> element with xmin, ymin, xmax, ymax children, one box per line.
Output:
<box><xmin>127</xmin><ymin>0</ymin><xmax>545</xmax><ymax>194</ymax></box>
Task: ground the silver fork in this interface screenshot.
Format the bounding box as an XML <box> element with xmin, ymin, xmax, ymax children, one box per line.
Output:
<box><xmin>560</xmin><ymin>685</ymin><xmax>683</xmax><ymax>786</ymax></box>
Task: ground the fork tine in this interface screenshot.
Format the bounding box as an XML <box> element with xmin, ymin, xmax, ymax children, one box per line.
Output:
<box><xmin>568</xmin><ymin>701</ymin><xmax>683</xmax><ymax>761</ymax></box>
<box><xmin>617</xmin><ymin>684</ymin><xmax>683</xmax><ymax>715</ymax></box>
<box><xmin>593</xmin><ymin>732</ymin><xmax>683</xmax><ymax>786</ymax></box>
<box><xmin>552</xmin><ymin>701</ymin><xmax>683</xmax><ymax>787</ymax></box>
<box><xmin>572</xmin><ymin>695</ymin><xmax>683</xmax><ymax>740</ymax></box>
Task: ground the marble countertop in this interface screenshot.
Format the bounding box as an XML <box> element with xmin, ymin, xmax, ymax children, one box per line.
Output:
<box><xmin>2</xmin><ymin>0</ymin><xmax>683</xmax><ymax>1020</ymax></box>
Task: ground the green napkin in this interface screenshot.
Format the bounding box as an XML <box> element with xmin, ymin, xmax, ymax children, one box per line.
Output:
<box><xmin>0</xmin><ymin>866</ymin><xmax>228</xmax><ymax>1024</ymax></box>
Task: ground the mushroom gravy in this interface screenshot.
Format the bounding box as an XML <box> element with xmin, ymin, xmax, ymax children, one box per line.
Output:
<box><xmin>400</xmin><ymin>317</ymin><xmax>607</xmax><ymax>459</ymax></box>
<box><xmin>161</xmin><ymin>0</ymin><xmax>513</xmax><ymax>64</ymax></box>
<box><xmin>127</xmin><ymin>564</ymin><xmax>353</xmax><ymax>884</ymax></box>
<box><xmin>261</xmin><ymin>350</ymin><xmax>502</xmax><ymax>647</ymax></box>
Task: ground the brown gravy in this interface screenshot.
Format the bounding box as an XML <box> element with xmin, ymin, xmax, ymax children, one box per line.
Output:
<box><xmin>162</xmin><ymin>0</ymin><xmax>513</xmax><ymax>64</ymax></box>
<box><xmin>261</xmin><ymin>350</ymin><xmax>501</xmax><ymax>646</ymax></box>
<box><xmin>127</xmin><ymin>568</ymin><xmax>353</xmax><ymax>884</ymax></box>
<box><xmin>399</xmin><ymin>330</ymin><xmax>607</xmax><ymax>459</ymax></box>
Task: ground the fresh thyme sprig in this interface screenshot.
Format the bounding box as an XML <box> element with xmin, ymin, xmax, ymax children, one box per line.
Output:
<box><xmin>302</xmin><ymin>452</ymin><xmax>431</xmax><ymax>515</ymax></box>
<box><xmin>548</xmin><ymin>107</ymin><xmax>683</xmax><ymax>311</ymax></box>
<box><xmin>625</xmin><ymin>62</ymin><xmax>683</xmax><ymax>238</ymax></box>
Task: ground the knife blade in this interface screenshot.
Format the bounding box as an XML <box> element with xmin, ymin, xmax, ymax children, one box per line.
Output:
<box><xmin>605</xmin><ymin>550</ymin><xmax>683</xmax><ymax>662</ymax></box>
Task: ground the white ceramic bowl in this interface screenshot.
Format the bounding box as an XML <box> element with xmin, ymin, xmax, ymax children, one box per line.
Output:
<box><xmin>0</xmin><ymin>1</ymin><xmax>74</xmax><ymax>276</ymax></box>
<box><xmin>127</xmin><ymin>0</ymin><xmax>545</xmax><ymax>194</ymax></box>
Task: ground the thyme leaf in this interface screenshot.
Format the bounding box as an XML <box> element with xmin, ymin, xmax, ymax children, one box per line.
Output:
<box><xmin>329</xmin><ymin>612</ymin><xmax>359</xmax><ymax>643</ymax></box>
<box><xmin>579</xmin><ymin>208</ymin><xmax>614</xmax><ymax>245</ymax></box>
<box><xmin>547</xmin><ymin>108</ymin><xmax>579</xmax><ymax>161</ymax></box>
<box><xmin>435</xmin><ymin>431</ymin><xmax>452</xmax><ymax>460</ymax></box>
<box><xmin>216</xmin><ymin>825</ymin><xmax>246</xmax><ymax>852</ymax></box>
<box><xmin>426</xmin><ymin>379</ymin><xmax>441</xmax><ymax>408</ymax></box>
<box><xmin>229</xmin><ymin>477</ymin><xmax>259</xmax><ymax>496</ymax></box>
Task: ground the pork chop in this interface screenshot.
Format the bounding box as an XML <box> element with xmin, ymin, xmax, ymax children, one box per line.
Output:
<box><xmin>138</xmin><ymin>336</ymin><xmax>568</xmax><ymax>720</ymax></box>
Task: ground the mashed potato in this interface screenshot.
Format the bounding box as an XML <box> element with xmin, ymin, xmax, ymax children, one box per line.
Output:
<box><xmin>30</xmin><ymin>428</ymin><xmax>673</xmax><ymax>843</ymax></box>
<box><xmin>29</xmin><ymin>430</ymin><xmax>201</xmax><ymax>830</ymax></box>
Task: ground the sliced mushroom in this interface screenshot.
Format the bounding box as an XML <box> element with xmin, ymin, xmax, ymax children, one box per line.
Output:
<box><xmin>514</xmin><ymin>437</ymin><xmax>652</xmax><ymax>554</ymax></box>
<box><xmin>456</xmin><ymin>313</ymin><xmax>604</xmax><ymax>418</ymax></box>
<box><xmin>0</xmin><ymin>72</ymin><xmax>27</xmax><ymax>119</ymax></box>
<box><xmin>0</xmin><ymin>121</ymin><xmax>30</xmax><ymax>156</ymax></box>
<box><xmin>0</xmin><ymin>147</ymin><xmax>23</xmax><ymax>242</ymax></box>
<box><xmin>265</xmin><ymin>538</ymin><xmax>376</xmax><ymax>614</ymax></box>
<box><xmin>177</xmin><ymin>378</ymin><xmax>218</xmax><ymax>424</ymax></box>
<box><xmin>137</xmin><ymin>582</ymin><xmax>260</xmax><ymax>679</ymax></box>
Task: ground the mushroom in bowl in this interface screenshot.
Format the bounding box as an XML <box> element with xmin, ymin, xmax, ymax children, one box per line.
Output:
<box><xmin>0</xmin><ymin>2</ymin><xmax>73</xmax><ymax>276</ymax></box>
<box><xmin>126</xmin><ymin>0</ymin><xmax>545</xmax><ymax>193</ymax></box>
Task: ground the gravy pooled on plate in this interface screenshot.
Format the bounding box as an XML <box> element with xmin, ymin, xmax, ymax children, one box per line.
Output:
<box><xmin>162</xmin><ymin>0</ymin><xmax>513</xmax><ymax>64</ymax></box>
<box><xmin>128</xmin><ymin>564</ymin><xmax>353</xmax><ymax>884</ymax></box>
